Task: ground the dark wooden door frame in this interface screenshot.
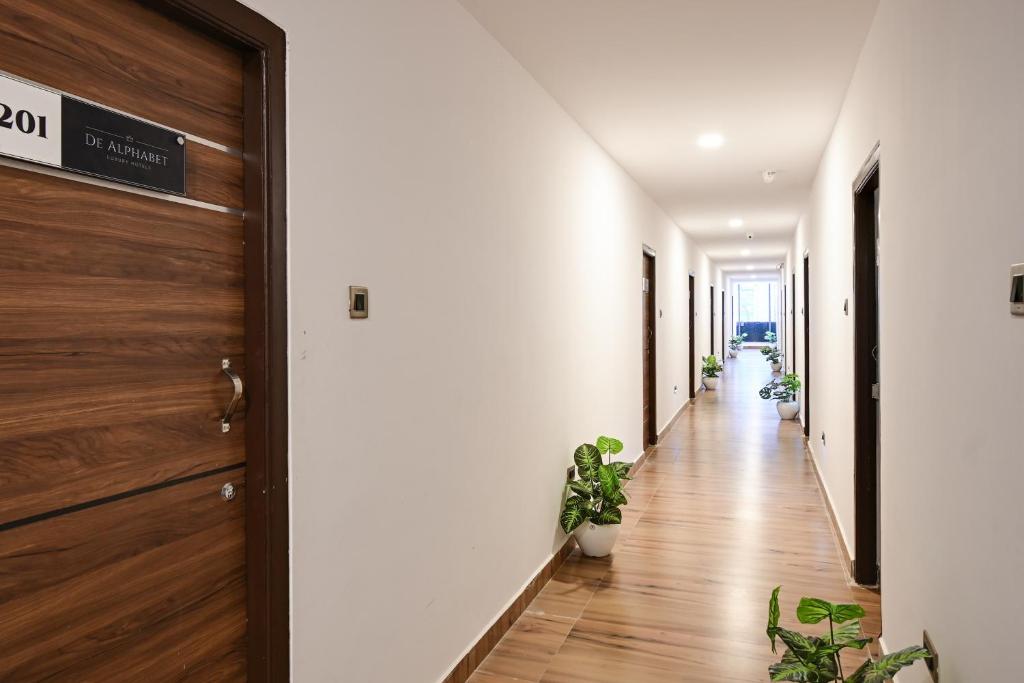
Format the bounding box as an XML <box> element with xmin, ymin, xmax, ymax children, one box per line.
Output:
<box><xmin>642</xmin><ymin>246</ymin><xmax>657</xmax><ymax>446</ymax></box>
<box><xmin>141</xmin><ymin>2</ymin><xmax>289</xmax><ymax>680</ymax></box>
<box><xmin>803</xmin><ymin>254</ymin><xmax>810</xmax><ymax>439</ymax></box>
<box><xmin>791</xmin><ymin>273</ymin><xmax>796</xmax><ymax>373</ymax></box>
<box><xmin>688</xmin><ymin>273</ymin><xmax>696</xmax><ymax>399</ymax></box>
<box><xmin>852</xmin><ymin>144</ymin><xmax>881</xmax><ymax>586</ymax></box>
<box><xmin>721</xmin><ymin>290</ymin><xmax>726</xmax><ymax>361</ymax></box>
<box><xmin>709</xmin><ymin>285</ymin><xmax>715</xmax><ymax>355</ymax></box>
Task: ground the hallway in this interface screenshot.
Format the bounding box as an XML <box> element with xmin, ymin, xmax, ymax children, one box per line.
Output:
<box><xmin>469</xmin><ymin>350</ymin><xmax>880</xmax><ymax>682</ymax></box>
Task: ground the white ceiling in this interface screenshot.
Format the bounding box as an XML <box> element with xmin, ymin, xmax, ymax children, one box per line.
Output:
<box><xmin>458</xmin><ymin>0</ymin><xmax>878</xmax><ymax>271</ymax></box>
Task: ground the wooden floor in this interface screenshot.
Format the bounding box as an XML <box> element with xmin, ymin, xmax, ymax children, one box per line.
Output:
<box><xmin>468</xmin><ymin>350</ymin><xmax>880</xmax><ymax>683</ymax></box>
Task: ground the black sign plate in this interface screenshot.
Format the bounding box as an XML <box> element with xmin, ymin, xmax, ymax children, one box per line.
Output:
<box><xmin>61</xmin><ymin>97</ymin><xmax>185</xmax><ymax>195</ymax></box>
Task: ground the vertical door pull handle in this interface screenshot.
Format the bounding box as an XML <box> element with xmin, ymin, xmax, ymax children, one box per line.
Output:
<box><xmin>220</xmin><ymin>359</ymin><xmax>243</xmax><ymax>433</ymax></box>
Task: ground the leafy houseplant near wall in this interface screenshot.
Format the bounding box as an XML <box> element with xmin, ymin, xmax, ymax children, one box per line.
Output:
<box><xmin>559</xmin><ymin>436</ymin><xmax>632</xmax><ymax>558</ymax></box>
<box><xmin>701</xmin><ymin>354</ymin><xmax>724</xmax><ymax>390</ymax></box>
<box><xmin>728</xmin><ymin>333</ymin><xmax>747</xmax><ymax>358</ymax></box>
<box><xmin>764</xmin><ymin>330</ymin><xmax>778</xmax><ymax>344</ymax></box>
<box><xmin>766</xmin><ymin>587</ymin><xmax>931</xmax><ymax>682</ymax></box>
<box><xmin>765</xmin><ymin>346</ymin><xmax>783</xmax><ymax>372</ymax></box>
<box><xmin>760</xmin><ymin>373</ymin><xmax>801</xmax><ymax>420</ymax></box>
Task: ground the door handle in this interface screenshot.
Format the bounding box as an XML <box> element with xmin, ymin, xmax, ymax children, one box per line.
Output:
<box><xmin>220</xmin><ymin>358</ymin><xmax>243</xmax><ymax>433</ymax></box>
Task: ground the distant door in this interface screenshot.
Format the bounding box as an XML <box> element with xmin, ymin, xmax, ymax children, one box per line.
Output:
<box><xmin>721</xmin><ymin>290</ymin><xmax>726</xmax><ymax>360</ymax></box>
<box><xmin>853</xmin><ymin>148</ymin><xmax>881</xmax><ymax>586</ymax></box>
<box><xmin>642</xmin><ymin>250</ymin><xmax>657</xmax><ymax>446</ymax></box>
<box><xmin>803</xmin><ymin>255</ymin><xmax>811</xmax><ymax>438</ymax></box>
<box><xmin>791</xmin><ymin>273</ymin><xmax>797</xmax><ymax>372</ymax></box>
<box><xmin>688</xmin><ymin>274</ymin><xmax>696</xmax><ymax>399</ymax></box>
<box><xmin>709</xmin><ymin>286</ymin><xmax>715</xmax><ymax>355</ymax></box>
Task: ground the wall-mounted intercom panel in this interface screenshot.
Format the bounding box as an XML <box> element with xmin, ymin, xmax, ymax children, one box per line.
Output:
<box><xmin>1011</xmin><ymin>264</ymin><xmax>1024</xmax><ymax>316</ymax></box>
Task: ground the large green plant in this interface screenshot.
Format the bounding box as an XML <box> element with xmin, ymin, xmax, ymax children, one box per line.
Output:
<box><xmin>760</xmin><ymin>373</ymin><xmax>801</xmax><ymax>401</ymax></box>
<box><xmin>764</xmin><ymin>347</ymin><xmax>782</xmax><ymax>364</ymax></box>
<box><xmin>559</xmin><ymin>436</ymin><xmax>632</xmax><ymax>533</ymax></box>
<box><xmin>766</xmin><ymin>587</ymin><xmax>930</xmax><ymax>682</ymax></box>
<box><xmin>729</xmin><ymin>333</ymin><xmax>747</xmax><ymax>350</ymax></box>
<box><xmin>702</xmin><ymin>354</ymin><xmax>724</xmax><ymax>377</ymax></box>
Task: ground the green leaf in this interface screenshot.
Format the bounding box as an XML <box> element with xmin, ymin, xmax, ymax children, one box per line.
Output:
<box><xmin>567</xmin><ymin>480</ymin><xmax>592</xmax><ymax>498</ymax></box>
<box><xmin>796</xmin><ymin>597</ymin><xmax>865</xmax><ymax>625</ymax></box>
<box><xmin>596</xmin><ymin>435</ymin><xmax>624</xmax><ymax>455</ymax></box>
<box><xmin>604</xmin><ymin>489</ymin><xmax>627</xmax><ymax>507</ymax></box>
<box><xmin>559</xmin><ymin>506</ymin><xmax>585</xmax><ymax>533</ymax></box>
<box><xmin>776</xmin><ymin>628</ymin><xmax>820</xmax><ymax>662</ymax></box>
<box><xmin>767</xmin><ymin>586</ymin><xmax>782</xmax><ymax>654</ymax></box>
<box><xmin>610</xmin><ymin>461</ymin><xmax>633</xmax><ymax>479</ymax></box>
<box><xmin>825</xmin><ymin>620</ymin><xmax>872</xmax><ymax>650</ymax></box>
<box><xmin>596</xmin><ymin>506</ymin><xmax>622</xmax><ymax>524</ymax></box>
<box><xmin>770</xmin><ymin>649</ymin><xmax>838</xmax><ymax>682</ymax></box>
<box><xmin>574</xmin><ymin>443</ymin><xmax>602</xmax><ymax>479</ymax></box>
<box><xmin>597</xmin><ymin>464</ymin><xmax>621</xmax><ymax>500</ymax></box>
<box><xmin>847</xmin><ymin>646</ymin><xmax>931</xmax><ymax>683</ymax></box>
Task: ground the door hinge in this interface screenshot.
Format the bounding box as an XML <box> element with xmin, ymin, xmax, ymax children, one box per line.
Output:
<box><xmin>871</xmin><ymin>383</ymin><xmax>880</xmax><ymax>400</ymax></box>
<box><xmin>642</xmin><ymin>277</ymin><xmax>650</xmax><ymax>293</ymax></box>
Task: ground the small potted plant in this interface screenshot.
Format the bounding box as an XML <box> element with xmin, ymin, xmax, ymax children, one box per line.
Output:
<box><xmin>701</xmin><ymin>354</ymin><xmax>724</xmax><ymax>390</ymax></box>
<box><xmin>764</xmin><ymin>346</ymin><xmax>783</xmax><ymax>372</ymax></box>
<box><xmin>766</xmin><ymin>586</ymin><xmax>930</xmax><ymax>682</ymax></box>
<box><xmin>559</xmin><ymin>436</ymin><xmax>632</xmax><ymax>557</ymax></box>
<box><xmin>760</xmin><ymin>373</ymin><xmax>801</xmax><ymax>419</ymax></box>
<box><xmin>764</xmin><ymin>330</ymin><xmax>777</xmax><ymax>344</ymax></box>
<box><xmin>727</xmin><ymin>333</ymin><xmax>746</xmax><ymax>358</ymax></box>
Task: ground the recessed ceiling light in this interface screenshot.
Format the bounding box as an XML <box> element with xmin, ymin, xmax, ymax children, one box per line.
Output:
<box><xmin>697</xmin><ymin>132</ymin><xmax>725</xmax><ymax>149</ymax></box>
<box><xmin>728</xmin><ymin>218</ymin><xmax>744</xmax><ymax>228</ymax></box>
<box><xmin>746</xmin><ymin>265</ymin><xmax>754</xmax><ymax>271</ymax></box>
<box><xmin>741</xmin><ymin>248</ymin><xmax>751</xmax><ymax>256</ymax></box>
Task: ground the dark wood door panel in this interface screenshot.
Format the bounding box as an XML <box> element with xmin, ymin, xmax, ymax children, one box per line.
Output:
<box><xmin>187</xmin><ymin>141</ymin><xmax>245</xmax><ymax>210</ymax></box>
<box><xmin>0</xmin><ymin>0</ymin><xmax>244</xmax><ymax>147</ymax></box>
<box><xmin>0</xmin><ymin>474</ymin><xmax>247</xmax><ymax>680</ymax></box>
<box><xmin>0</xmin><ymin>412</ymin><xmax>246</xmax><ymax>526</ymax></box>
<box><xmin>0</xmin><ymin>166</ymin><xmax>243</xmax><ymax>286</ymax></box>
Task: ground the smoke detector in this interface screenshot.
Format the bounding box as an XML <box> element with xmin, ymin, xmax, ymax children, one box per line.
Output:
<box><xmin>762</xmin><ymin>169</ymin><xmax>778</xmax><ymax>184</ymax></box>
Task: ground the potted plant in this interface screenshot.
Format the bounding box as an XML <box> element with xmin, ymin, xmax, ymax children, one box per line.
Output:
<box><xmin>766</xmin><ymin>587</ymin><xmax>930</xmax><ymax>682</ymax></box>
<box><xmin>559</xmin><ymin>436</ymin><xmax>632</xmax><ymax>557</ymax></box>
<box><xmin>760</xmin><ymin>373</ymin><xmax>801</xmax><ymax>419</ymax></box>
<box><xmin>764</xmin><ymin>330</ymin><xmax>777</xmax><ymax>344</ymax></box>
<box><xmin>701</xmin><ymin>354</ymin><xmax>724</xmax><ymax>390</ymax></box>
<box><xmin>728</xmin><ymin>333</ymin><xmax>746</xmax><ymax>358</ymax></box>
<box><xmin>764</xmin><ymin>346</ymin><xmax>783</xmax><ymax>372</ymax></box>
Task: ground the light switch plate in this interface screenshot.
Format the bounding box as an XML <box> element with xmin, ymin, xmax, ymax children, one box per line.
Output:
<box><xmin>1011</xmin><ymin>264</ymin><xmax>1024</xmax><ymax>316</ymax></box>
<box><xmin>349</xmin><ymin>286</ymin><xmax>368</xmax><ymax>319</ymax></box>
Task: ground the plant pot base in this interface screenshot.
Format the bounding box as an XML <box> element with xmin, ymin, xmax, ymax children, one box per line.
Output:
<box><xmin>574</xmin><ymin>521</ymin><xmax>621</xmax><ymax>557</ymax></box>
<box><xmin>777</xmin><ymin>401</ymin><xmax>800</xmax><ymax>420</ymax></box>
<box><xmin>703</xmin><ymin>376</ymin><xmax>719</xmax><ymax>390</ymax></box>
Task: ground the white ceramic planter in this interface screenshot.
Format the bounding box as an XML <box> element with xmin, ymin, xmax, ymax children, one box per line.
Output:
<box><xmin>703</xmin><ymin>375</ymin><xmax>719</xmax><ymax>390</ymax></box>
<box><xmin>574</xmin><ymin>521</ymin><xmax>621</xmax><ymax>557</ymax></box>
<box><xmin>771</xmin><ymin>361</ymin><xmax>782</xmax><ymax>372</ymax></box>
<box><xmin>777</xmin><ymin>400</ymin><xmax>800</xmax><ymax>420</ymax></box>
<box><xmin>728</xmin><ymin>348</ymin><xmax>738</xmax><ymax>358</ymax></box>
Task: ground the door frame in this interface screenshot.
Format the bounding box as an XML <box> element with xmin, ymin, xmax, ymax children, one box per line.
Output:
<box><xmin>852</xmin><ymin>143</ymin><xmax>881</xmax><ymax>586</ymax></box>
<box><xmin>721</xmin><ymin>289</ymin><xmax>726</xmax><ymax>362</ymax></box>
<box><xmin>142</xmin><ymin>2</ymin><xmax>289</xmax><ymax>679</ymax></box>
<box><xmin>642</xmin><ymin>246</ymin><xmax>657</xmax><ymax>446</ymax></box>
<box><xmin>688</xmin><ymin>273</ymin><xmax>696</xmax><ymax>399</ymax></box>
<box><xmin>709</xmin><ymin>285</ymin><xmax>715</xmax><ymax>355</ymax></box>
<box><xmin>802</xmin><ymin>253</ymin><xmax>810</xmax><ymax>438</ymax></box>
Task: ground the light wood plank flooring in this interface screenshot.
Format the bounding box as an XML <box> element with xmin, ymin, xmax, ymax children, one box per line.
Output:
<box><xmin>468</xmin><ymin>349</ymin><xmax>880</xmax><ymax>683</ymax></box>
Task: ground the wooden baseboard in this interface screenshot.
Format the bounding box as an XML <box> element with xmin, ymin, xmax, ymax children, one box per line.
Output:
<box><xmin>443</xmin><ymin>441</ymin><xmax>657</xmax><ymax>683</ymax></box>
<box><xmin>657</xmin><ymin>400</ymin><xmax>689</xmax><ymax>442</ymax></box>
<box><xmin>802</xmin><ymin>437</ymin><xmax>854</xmax><ymax>580</ymax></box>
<box><xmin>441</xmin><ymin>538</ymin><xmax>574</xmax><ymax>683</ymax></box>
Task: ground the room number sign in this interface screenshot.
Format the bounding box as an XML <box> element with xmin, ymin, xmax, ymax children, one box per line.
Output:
<box><xmin>0</xmin><ymin>72</ymin><xmax>186</xmax><ymax>195</ymax></box>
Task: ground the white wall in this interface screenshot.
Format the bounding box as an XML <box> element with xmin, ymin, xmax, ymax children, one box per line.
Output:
<box><xmin>238</xmin><ymin>0</ymin><xmax>715</xmax><ymax>680</ymax></box>
<box><xmin>793</xmin><ymin>1</ymin><xmax>1024</xmax><ymax>679</ymax></box>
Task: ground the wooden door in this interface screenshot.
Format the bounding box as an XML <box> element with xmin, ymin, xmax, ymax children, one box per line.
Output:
<box><xmin>803</xmin><ymin>255</ymin><xmax>811</xmax><ymax>438</ymax></box>
<box><xmin>688</xmin><ymin>274</ymin><xmax>695</xmax><ymax>399</ymax></box>
<box><xmin>0</xmin><ymin>1</ymin><xmax>278</xmax><ymax>678</ymax></box>
<box><xmin>853</xmin><ymin>150</ymin><xmax>881</xmax><ymax>586</ymax></box>
<box><xmin>709</xmin><ymin>285</ymin><xmax>715</xmax><ymax>355</ymax></box>
<box><xmin>642</xmin><ymin>251</ymin><xmax>656</xmax><ymax>446</ymax></box>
